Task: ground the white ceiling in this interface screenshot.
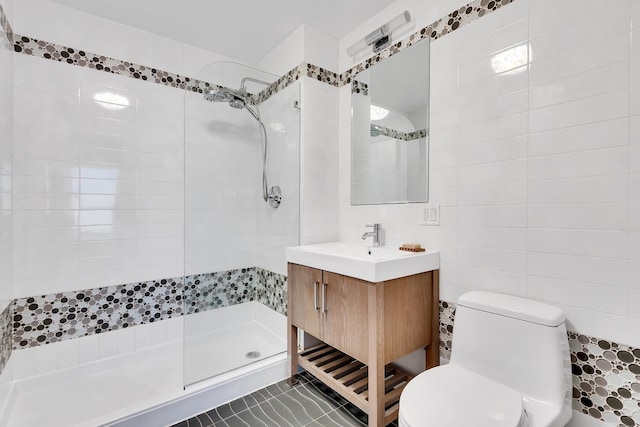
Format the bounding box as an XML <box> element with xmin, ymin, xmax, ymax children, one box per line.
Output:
<box><xmin>50</xmin><ymin>0</ymin><xmax>397</xmax><ymax>65</ymax></box>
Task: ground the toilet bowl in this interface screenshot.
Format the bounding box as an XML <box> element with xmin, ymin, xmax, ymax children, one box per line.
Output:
<box><xmin>398</xmin><ymin>291</ymin><xmax>572</xmax><ymax>427</ymax></box>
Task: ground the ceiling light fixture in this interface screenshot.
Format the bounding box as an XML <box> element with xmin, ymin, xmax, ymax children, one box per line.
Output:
<box><xmin>346</xmin><ymin>11</ymin><xmax>411</xmax><ymax>57</ymax></box>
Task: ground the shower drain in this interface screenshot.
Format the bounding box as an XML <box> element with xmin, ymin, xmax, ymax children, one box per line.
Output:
<box><xmin>246</xmin><ymin>351</ymin><xmax>261</xmax><ymax>359</ymax></box>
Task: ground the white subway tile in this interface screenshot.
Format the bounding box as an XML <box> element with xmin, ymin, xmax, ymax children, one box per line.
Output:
<box><xmin>78</xmin><ymin>255</ymin><xmax>136</xmax><ymax>274</ymax></box>
<box><xmin>448</xmin><ymin>264</ymin><xmax>527</xmax><ymax>296</ymax></box>
<box><xmin>459</xmin><ymin>112</ymin><xmax>527</xmax><ymax>145</ymax></box>
<box><xmin>528</xmin><ymin>252</ymin><xmax>628</xmax><ymax>288</ymax></box>
<box><xmin>528</xmin><ymin>147</ymin><xmax>628</xmax><ymax>180</ymax></box>
<box><xmin>631</xmin><ymin>203</ymin><xmax>640</xmax><ymax>231</ymax></box>
<box><xmin>529</xmin><ymin>2</ymin><xmax>630</xmax><ymax>60</ymax></box>
<box><xmin>458</xmin><ymin>159</ymin><xmax>526</xmax><ymax>185</ymax></box>
<box><xmin>529</xmin><ymin>275</ymin><xmax>628</xmax><ymax>315</ymax></box>
<box><xmin>631</xmin><ymin>262</ymin><xmax>640</xmax><ymax>290</ymax></box>
<box><xmin>528</xmin><ymin>204</ymin><xmax>628</xmax><ymax>231</ymax></box>
<box><xmin>528</xmin><ymin>228</ymin><xmax>629</xmax><ymax>259</ymax></box>
<box><xmin>457</xmin><ymin>226</ymin><xmax>527</xmax><ymax>251</ymax></box>
<box><xmin>530</xmin><ymin>61</ymin><xmax>629</xmax><ymax>110</ymax></box>
<box><xmin>457</xmin><ymin>182</ymin><xmax>527</xmax><ymax>206</ymax></box>
<box><xmin>458</xmin><ymin>205</ymin><xmax>527</xmax><ymax>227</ymax></box>
<box><xmin>528</xmin><ymin>175</ymin><xmax>629</xmax><ymax>204</ymax></box>
<box><xmin>456</xmin><ymin>246</ymin><xmax>527</xmax><ymax>274</ymax></box>
<box><xmin>14</xmin><ymin>193</ymin><xmax>79</xmax><ymax>210</ymax></box>
<box><xmin>530</xmin><ymin>90</ymin><xmax>629</xmax><ymax>133</ymax></box>
<box><xmin>561</xmin><ymin>305</ymin><xmax>628</xmax><ymax>348</ymax></box>
<box><xmin>631</xmin><ymin>233</ymin><xmax>640</xmax><ymax>260</ymax></box>
<box><xmin>530</xmin><ymin>32</ymin><xmax>630</xmax><ymax>86</ymax></box>
<box><xmin>632</xmin><ymin>145</ymin><xmax>640</xmax><ymax>174</ymax></box>
<box><xmin>14</xmin><ymin>258</ymin><xmax>78</xmax><ymax>281</ymax></box>
<box><xmin>529</xmin><ymin>118</ymin><xmax>628</xmax><ymax>157</ymax></box>
<box><xmin>457</xmin><ymin>135</ymin><xmax>527</xmax><ymax>165</ymax></box>
<box><xmin>458</xmin><ymin>89</ymin><xmax>528</xmax><ymax>126</ymax></box>
<box><xmin>630</xmin><ymin>290</ymin><xmax>640</xmax><ymax>319</ymax></box>
<box><xmin>11</xmin><ymin>348</ymin><xmax>36</xmax><ymax>381</ymax></box>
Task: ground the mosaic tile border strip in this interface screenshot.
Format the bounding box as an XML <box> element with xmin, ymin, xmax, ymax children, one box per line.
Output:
<box><xmin>13</xmin><ymin>277</ymin><xmax>183</xmax><ymax>349</ymax></box>
<box><xmin>0</xmin><ymin>3</ymin><xmax>12</xmax><ymax>46</ymax></box>
<box><xmin>438</xmin><ymin>301</ymin><xmax>455</xmax><ymax>361</ymax></box>
<box><xmin>13</xmin><ymin>34</ymin><xmax>216</xmax><ymax>94</ymax></box>
<box><xmin>183</xmin><ymin>268</ymin><xmax>256</xmax><ymax>315</ymax></box>
<box><xmin>254</xmin><ymin>64</ymin><xmax>304</xmax><ymax>104</ymax></box>
<box><xmin>569</xmin><ymin>333</ymin><xmax>640</xmax><ymax>427</ymax></box>
<box><xmin>12</xmin><ymin>266</ymin><xmax>287</xmax><ymax>350</ymax></box>
<box><xmin>371</xmin><ymin>125</ymin><xmax>427</xmax><ymax>141</ymax></box>
<box><xmin>0</xmin><ymin>303</ymin><xmax>12</xmax><ymax>375</ymax></box>
<box><xmin>6</xmin><ymin>0</ymin><xmax>518</xmax><ymax>107</ymax></box>
<box><xmin>339</xmin><ymin>0</ymin><xmax>517</xmax><ymax>85</ymax></box>
<box><xmin>255</xmin><ymin>268</ymin><xmax>287</xmax><ymax>316</ymax></box>
<box><xmin>351</xmin><ymin>80</ymin><xmax>369</xmax><ymax>96</ymax></box>
<box><xmin>441</xmin><ymin>300</ymin><xmax>640</xmax><ymax>427</ymax></box>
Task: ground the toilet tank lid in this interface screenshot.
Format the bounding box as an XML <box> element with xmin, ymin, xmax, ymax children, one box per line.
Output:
<box><xmin>457</xmin><ymin>292</ymin><xmax>565</xmax><ymax>327</ymax></box>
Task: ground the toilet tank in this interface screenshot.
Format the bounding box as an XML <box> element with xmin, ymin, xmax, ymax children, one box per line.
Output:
<box><xmin>450</xmin><ymin>292</ymin><xmax>572</xmax><ymax>408</ymax></box>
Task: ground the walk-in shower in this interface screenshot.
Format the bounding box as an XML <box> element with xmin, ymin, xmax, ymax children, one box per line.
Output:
<box><xmin>204</xmin><ymin>77</ymin><xmax>282</xmax><ymax>209</ymax></box>
<box><xmin>183</xmin><ymin>61</ymin><xmax>300</xmax><ymax>388</ymax></box>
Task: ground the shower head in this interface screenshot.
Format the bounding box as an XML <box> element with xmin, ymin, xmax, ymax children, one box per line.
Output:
<box><xmin>204</xmin><ymin>87</ymin><xmax>247</xmax><ymax>109</ymax></box>
<box><xmin>229</xmin><ymin>97</ymin><xmax>246</xmax><ymax>109</ymax></box>
<box><xmin>371</xmin><ymin>124</ymin><xmax>382</xmax><ymax>137</ymax></box>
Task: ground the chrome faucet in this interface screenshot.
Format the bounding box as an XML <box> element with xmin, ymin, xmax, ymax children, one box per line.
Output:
<box><xmin>361</xmin><ymin>223</ymin><xmax>382</xmax><ymax>247</ymax></box>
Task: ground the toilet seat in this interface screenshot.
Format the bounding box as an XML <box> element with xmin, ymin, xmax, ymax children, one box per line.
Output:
<box><xmin>399</xmin><ymin>364</ymin><xmax>528</xmax><ymax>427</ymax></box>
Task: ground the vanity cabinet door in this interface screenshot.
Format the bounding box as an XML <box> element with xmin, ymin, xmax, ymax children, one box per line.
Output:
<box><xmin>288</xmin><ymin>263</ymin><xmax>323</xmax><ymax>339</ymax></box>
<box><xmin>322</xmin><ymin>272</ymin><xmax>369</xmax><ymax>363</ymax></box>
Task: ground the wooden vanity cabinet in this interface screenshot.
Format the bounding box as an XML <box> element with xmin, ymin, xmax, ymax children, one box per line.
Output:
<box><xmin>289</xmin><ymin>265</ymin><xmax>369</xmax><ymax>362</ymax></box>
<box><xmin>287</xmin><ymin>262</ymin><xmax>440</xmax><ymax>427</ymax></box>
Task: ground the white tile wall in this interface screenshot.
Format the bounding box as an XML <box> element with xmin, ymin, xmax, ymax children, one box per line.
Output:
<box><xmin>300</xmin><ymin>78</ymin><xmax>339</xmax><ymax>245</ymax></box>
<box><xmin>255</xmin><ymin>83</ymin><xmax>301</xmax><ymax>275</ymax></box>
<box><xmin>12</xmin><ymin>54</ymin><xmax>185</xmax><ymax>297</ymax></box>
<box><xmin>338</xmin><ymin>0</ymin><xmax>639</xmax><ymax>356</ymax></box>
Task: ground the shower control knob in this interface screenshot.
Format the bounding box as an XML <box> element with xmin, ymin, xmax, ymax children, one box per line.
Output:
<box><xmin>268</xmin><ymin>185</ymin><xmax>282</xmax><ymax>208</ymax></box>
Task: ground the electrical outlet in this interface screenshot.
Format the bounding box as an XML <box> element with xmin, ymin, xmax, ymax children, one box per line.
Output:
<box><xmin>420</xmin><ymin>204</ymin><xmax>440</xmax><ymax>226</ymax></box>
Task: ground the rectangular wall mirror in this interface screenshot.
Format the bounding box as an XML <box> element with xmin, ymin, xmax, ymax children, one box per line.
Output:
<box><xmin>351</xmin><ymin>39</ymin><xmax>430</xmax><ymax>205</ymax></box>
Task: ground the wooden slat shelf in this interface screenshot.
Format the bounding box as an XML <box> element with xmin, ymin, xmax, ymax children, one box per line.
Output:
<box><xmin>298</xmin><ymin>344</ymin><xmax>413</xmax><ymax>425</ymax></box>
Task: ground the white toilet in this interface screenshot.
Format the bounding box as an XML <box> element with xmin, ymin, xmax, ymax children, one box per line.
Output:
<box><xmin>399</xmin><ymin>291</ymin><xmax>572</xmax><ymax>427</ymax></box>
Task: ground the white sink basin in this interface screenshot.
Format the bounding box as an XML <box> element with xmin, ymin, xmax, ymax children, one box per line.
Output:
<box><xmin>285</xmin><ymin>242</ymin><xmax>439</xmax><ymax>282</ymax></box>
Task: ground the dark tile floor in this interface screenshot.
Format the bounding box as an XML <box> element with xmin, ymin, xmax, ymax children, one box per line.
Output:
<box><xmin>172</xmin><ymin>371</ymin><xmax>399</xmax><ymax>427</ymax></box>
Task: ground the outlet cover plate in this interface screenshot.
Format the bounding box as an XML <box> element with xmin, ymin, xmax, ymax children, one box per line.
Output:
<box><xmin>420</xmin><ymin>204</ymin><xmax>440</xmax><ymax>226</ymax></box>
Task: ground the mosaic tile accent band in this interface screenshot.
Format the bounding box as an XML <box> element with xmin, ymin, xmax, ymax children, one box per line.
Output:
<box><xmin>256</xmin><ymin>268</ymin><xmax>287</xmax><ymax>316</ymax></box>
<box><xmin>351</xmin><ymin>80</ymin><xmax>369</xmax><ymax>96</ymax></box>
<box><xmin>13</xmin><ymin>34</ymin><xmax>217</xmax><ymax>94</ymax></box>
<box><xmin>569</xmin><ymin>333</ymin><xmax>640</xmax><ymax>427</ymax></box>
<box><xmin>440</xmin><ymin>301</ymin><xmax>640</xmax><ymax>427</ymax></box>
<box><xmin>13</xmin><ymin>278</ymin><xmax>183</xmax><ymax>349</ymax></box>
<box><xmin>438</xmin><ymin>301</ymin><xmax>456</xmax><ymax>361</ymax></box>
<box><xmin>0</xmin><ymin>303</ymin><xmax>12</xmax><ymax>375</ymax></box>
<box><xmin>254</xmin><ymin>64</ymin><xmax>304</xmax><ymax>104</ymax></box>
<box><xmin>183</xmin><ymin>268</ymin><xmax>256</xmax><ymax>315</ymax></box>
<box><xmin>13</xmin><ymin>267</ymin><xmax>288</xmax><ymax>350</ymax></box>
<box><xmin>8</xmin><ymin>0</ymin><xmax>518</xmax><ymax>107</ymax></box>
<box><xmin>372</xmin><ymin>125</ymin><xmax>428</xmax><ymax>141</ymax></box>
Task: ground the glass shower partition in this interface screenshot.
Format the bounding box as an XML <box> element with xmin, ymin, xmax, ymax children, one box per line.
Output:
<box><xmin>182</xmin><ymin>62</ymin><xmax>300</xmax><ymax>387</ymax></box>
